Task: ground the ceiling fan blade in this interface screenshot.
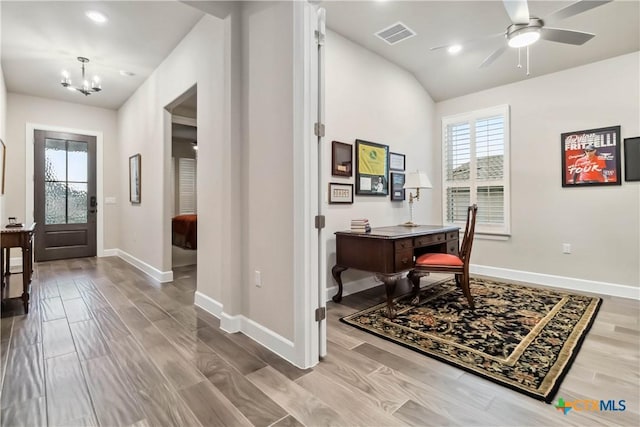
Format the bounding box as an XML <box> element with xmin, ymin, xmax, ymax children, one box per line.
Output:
<box><xmin>503</xmin><ymin>0</ymin><xmax>531</xmax><ymax>24</ymax></box>
<box><xmin>480</xmin><ymin>46</ymin><xmax>507</xmax><ymax>68</ymax></box>
<box><xmin>430</xmin><ymin>32</ymin><xmax>504</xmax><ymax>51</ymax></box>
<box><xmin>544</xmin><ymin>0</ymin><xmax>612</xmax><ymax>26</ymax></box>
<box><xmin>540</xmin><ymin>27</ymin><xmax>595</xmax><ymax>45</ymax></box>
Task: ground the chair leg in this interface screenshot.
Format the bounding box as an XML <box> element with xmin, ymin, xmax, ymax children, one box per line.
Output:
<box><xmin>460</xmin><ymin>271</ymin><xmax>474</xmax><ymax>309</ymax></box>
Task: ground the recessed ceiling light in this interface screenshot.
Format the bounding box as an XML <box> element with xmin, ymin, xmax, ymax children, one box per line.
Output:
<box><xmin>86</xmin><ymin>11</ymin><xmax>107</xmax><ymax>24</ymax></box>
<box><xmin>119</xmin><ymin>70</ymin><xmax>136</xmax><ymax>77</ymax></box>
<box><xmin>447</xmin><ymin>44</ymin><xmax>462</xmax><ymax>54</ymax></box>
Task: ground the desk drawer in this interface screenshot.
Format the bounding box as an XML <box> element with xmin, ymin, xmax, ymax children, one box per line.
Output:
<box><xmin>394</xmin><ymin>249</ymin><xmax>414</xmax><ymax>271</ymax></box>
<box><xmin>415</xmin><ymin>233</ymin><xmax>445</xmax><ymax>247</ymax></box>
<box><xmin>446</xmin><ymin>231</ymin><xmax>458</xmax><ymax>241</ymax></box>
<box><xmin>394</xmin><ymin>238</ymin><xmax>413</xmax><ymax>251</ymax></box>
<box><xmin>447</xmin><ymin>241</ymin><xmax>459</xmax><ymax>255</ymax></box>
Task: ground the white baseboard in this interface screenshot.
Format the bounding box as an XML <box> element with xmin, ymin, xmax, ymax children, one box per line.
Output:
<box><xmin>470</xmin><ymin>264</ymin><xmax>640</xmax><ymax>300</ymax></box>
<box><xmin>117</xmin><ymin>249</ymin><xmax>173</xmax><ymax>283</ymax></box>
<box><xmin>325</xmin><ymin>265</ymin><xmax>640</xmax><ymax>302</ymax></box>
<box><xmin>195</xmin><ymin>292</ymin><xmax>297</xmax><ymax>366</ymax></box>
<box><xmin>101</xmin><ymin>249</ymin><xmax>118</xmax><ymax>257</ymax></box>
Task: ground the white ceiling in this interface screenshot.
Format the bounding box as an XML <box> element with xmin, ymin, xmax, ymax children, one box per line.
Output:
<box><xmin>322</xmin><ymin>0</ymin><xmax>640</xmax><ymax>101</ymax></box>
<box><xmin>1</xmin><ymin>1</ymin><xmax>204</xmax><ymax>110</ymax></box>
<box><xmin>2</xmin><ymin>1</ymin><xmax>637</xmax><ymax>108</ymax></box>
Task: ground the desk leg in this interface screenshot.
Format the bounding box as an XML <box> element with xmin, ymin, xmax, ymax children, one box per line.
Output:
<box><xmin>378</xmin><ymin>274</ymin><xmax>401</xmax><ymax>319</ymax></box>
<box><xmin>407</xmin><ymin>270</ymin><xmax>430</xmax><ymax>305</ymax></box>
<box><xmin>1</xmin><ymin>247</ymin><xmax>5</xmax><ymax>301</ymax></box>
<box><xmin>331</xmin><ymin>265</ymin><xmax>348</xmax><ymax>302</ymax></box>
<box><xmin>22</xmin><ymin>244</ymin><xmax>31</xmax><ymax>314</ymax></box>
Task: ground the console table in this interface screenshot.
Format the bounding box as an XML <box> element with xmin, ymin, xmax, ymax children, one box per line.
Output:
<box><xmin>1</xmin><ymin>223</ymin><xmax>36</xmax><ymax>313</ymax></box>
<box><xmin>332</xmin><ymin>225</ymin><xmax>459</xmax><ymax>317</ymax></box>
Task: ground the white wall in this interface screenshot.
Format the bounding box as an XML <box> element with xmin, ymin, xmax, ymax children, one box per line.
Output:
<box><xmin>0</xmin><ymin>63</ymin><xmax>7</xmax><ymax>222</ymax></box>
<box><xmin>241</xmin><ymin>1</ymin><xmax>296</xmax><ymax>340</ymax></box>
<box><xmin>436</xmin><ymin>52</ymin><xmax>640</xmax><ymax>289</ymax></box>
<box><xmin>324</xmin><ymin>30</ymin><xmax>437</xmax><ymax>294</ymax></box>
<box><xmin>117</xmin><ymin>15</ymin><xmax>225</xmax><ymax>289</ymax></box>
<box><xmin>4</xmin><ymin>93</ymin><xmax>119</xmax><ymax>249</ymax></box>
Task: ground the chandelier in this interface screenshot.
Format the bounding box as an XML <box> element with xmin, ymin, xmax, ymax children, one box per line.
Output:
<box><xmin>61</xmin><ymin>57</ymin><xmax>102</xmax><ymax>96</ymax></box>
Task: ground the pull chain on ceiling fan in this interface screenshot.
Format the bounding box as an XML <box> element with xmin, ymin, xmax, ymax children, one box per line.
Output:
<box><xmin>431</xmin><ymin>0</ymin><xmax>612</xmax><ymax>75</ymax></box>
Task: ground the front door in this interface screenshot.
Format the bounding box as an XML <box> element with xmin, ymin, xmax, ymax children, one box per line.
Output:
<box><xmin>34</xmin><ymin>130</ymin><xmax>97</xmax><ymax>261</ymax></box>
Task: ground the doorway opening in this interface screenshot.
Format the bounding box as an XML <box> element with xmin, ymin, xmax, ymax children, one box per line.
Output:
<box><xmin>170</xmin><ymin>90</ymin><xmax>198</xmax><ymax>276</ymax></box>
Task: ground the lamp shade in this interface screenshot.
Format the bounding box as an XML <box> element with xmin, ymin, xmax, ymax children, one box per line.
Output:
<box><xmin>403</xmin><ymin>171</ymin><xmax>432</xmax><ymax>189</ymax></box>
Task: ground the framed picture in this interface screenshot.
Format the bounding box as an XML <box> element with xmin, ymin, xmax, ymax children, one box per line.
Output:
<box><xmin>129</xmin><ymin>154</ymin><xmax>141</xmax><ymax>203</ymax></box>
<box><xmin>624</xmin><ymin>137</ymin><xmax>640</xmax><ymax>182</ymax></box>
<box><xmin>561</xmin><ymin>126</ymin><xmax>621</xmax><ymax>187</ymax></box>
<box><xmin>355</xmin><ymin>139</ymin><xmax>389</xmax><ymax>196</ymax></box>
<box><xmin>389</xmin><ymin>152</ymin><xmax>405</xmax><ymax>171</ymax></box>
<box><xmin>390</xmin><ymin>172</ymin><xmax>405</xmax><ymax>201</ymax></box>
<box><xmin>332</xmin><ymin>141</ymin><xmax>352</xmax><ymax>177</ymax></box>
<box><xmin>328</xmin><ymin>182</ymin><xmax>354</xmax><ymax>204</ymax></box>
<box><xmin>0</xmin><ymin>138</ymin><xmax>5</xmax><ymax>195</ymax></box>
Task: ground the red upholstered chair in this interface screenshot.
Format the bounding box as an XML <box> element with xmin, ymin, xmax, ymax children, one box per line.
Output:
<box><xmin>413</xmin><ymin>204</ymin><xmax>478</xmax><ymax>308</ymax></box>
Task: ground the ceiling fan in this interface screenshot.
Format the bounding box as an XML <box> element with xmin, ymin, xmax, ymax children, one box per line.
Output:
<box><xmin>432</xmin><ymin>0</ymin><xmax>612</xmax><ymax>73</ymax></box>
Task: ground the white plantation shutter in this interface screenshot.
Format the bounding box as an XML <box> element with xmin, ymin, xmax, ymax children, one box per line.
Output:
<box><xmin>442</xmin><ymin>105</ymin><xmax>510</xmax><ymax>235</ymax></box>
<box><xmin>179</xmin><ymin>158</ymin><xmax>197</xmax><ymax>214</ymax></box>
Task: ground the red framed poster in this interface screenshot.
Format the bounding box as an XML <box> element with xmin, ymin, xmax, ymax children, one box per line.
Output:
<box><xmin>561</xmin><ymin>126</ymin><xmax>621</xmax><ymax>187</ymax></box>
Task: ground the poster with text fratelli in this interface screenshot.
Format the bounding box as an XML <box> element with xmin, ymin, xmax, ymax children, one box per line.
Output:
<box><xmin>561</xmin><ymin>126</ymin><xmax>621</xmax><ymax>187</ymax></box>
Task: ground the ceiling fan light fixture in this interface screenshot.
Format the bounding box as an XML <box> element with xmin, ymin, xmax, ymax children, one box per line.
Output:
<box><xmin>508</xmin><ymin>29</ymin><xmax>540</xmax><ymax>48</ymax></box>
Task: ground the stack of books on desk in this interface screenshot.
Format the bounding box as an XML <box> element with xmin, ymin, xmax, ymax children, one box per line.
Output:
<box><xmin>351</xmin><ymin>219</ymin><xmax>371</xmax><ymax>233</ymax></box>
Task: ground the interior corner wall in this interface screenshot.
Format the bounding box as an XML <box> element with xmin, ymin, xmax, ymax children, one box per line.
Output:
<box><xmin>436</xmin><ymin>52</ymin><xmax>640</xmax><ymax>288</ymax></box>
<box><xmin>4</xmin><ymin>93</ymin><xmax>119</xmax><ymax>249</ymax></box>
<box><xmin>116</xmin><ymin>15</ymin><xmax>225</xmax><ymax>293</ymax></box>
<box><xmin>241</xmin><ymin>1</ymin><xmax>296</xmax><ymax>341</ymax></box>
<box><xmin>324</xmin><ymin>30</ymin><xmax>437</xmax><ymax>294</ymax></box>
<box><xmin>0</xmin><ymin>63</ymin><xmax>6</xmax><ymax>221</ymax></box>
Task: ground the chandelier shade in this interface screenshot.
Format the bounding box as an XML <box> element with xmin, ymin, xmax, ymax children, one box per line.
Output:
<box><xmin>61</xmin><ymin>57</ymin><xmax>102</xmax><ymax>96</ymax></box>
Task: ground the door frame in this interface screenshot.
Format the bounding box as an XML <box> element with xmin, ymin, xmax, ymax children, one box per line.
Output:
<box><xmin>25</xmin><ymin>123</ymin><xmax>105</xmax><ymax>257</ymax></box>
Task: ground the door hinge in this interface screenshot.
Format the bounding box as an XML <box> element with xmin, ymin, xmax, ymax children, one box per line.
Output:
<box><xmin>314</xmin><ymin>215</ymin><xmax>325</xmax><ymax>230</ymax></box>
<box><xmin>314</xmin><ymin>30</ymin><xmax>325</xmax><ymax>46</ymax></box>
<box><xmin>314</xmin><ymin>122</ymin><xmax>325</xmax><ymax>137</ymax></box>
<box><xmin>315</xmin><ymin>307</ymin><xmax>326</xmax><ymax>322</ymax></box>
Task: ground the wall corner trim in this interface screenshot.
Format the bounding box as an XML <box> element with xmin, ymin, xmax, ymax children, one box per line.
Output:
<box><xmin>195</xmin><ymin>291</ymin><xmax>298</xmax><ymax>367</ymax></box>
<box><xmin>117</xmin><ymin>249</ymin><xmax>173</xmax><ymax>283</ymax></box>
<box><xmin>101</xmin><ymin>249</ymin><xmax>119</xmax><ymax>257</ymax></box>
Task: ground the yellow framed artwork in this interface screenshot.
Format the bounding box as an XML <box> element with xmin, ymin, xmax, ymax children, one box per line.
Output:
<box><xmin>355</xmin><ymin>139</ymin><xmax>389</xmax><ymax>196</ymax></box>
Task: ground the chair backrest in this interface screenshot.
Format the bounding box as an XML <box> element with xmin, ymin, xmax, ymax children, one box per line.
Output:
<box><xmin>459</xmin><ymin>204</ymin><xmax>478</xmax><ymax>263</ymax></box>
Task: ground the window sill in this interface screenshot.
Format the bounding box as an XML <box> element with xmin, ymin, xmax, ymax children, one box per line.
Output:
<box><xmin>475</xmin><ymin>232</ymin><xmax>510</xmax><ymax>241</ymax></box>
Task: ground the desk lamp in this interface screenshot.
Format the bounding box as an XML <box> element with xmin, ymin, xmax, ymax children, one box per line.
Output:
<box><xmin>402</xmin><ymin>171</ymin><xmax>432</xmax><ymax>227</ymax></box>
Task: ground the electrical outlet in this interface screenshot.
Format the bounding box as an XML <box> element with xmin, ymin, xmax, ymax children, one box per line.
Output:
<box><xmin>562</xmin><ymin>243</ymin><xmax>571</xmax><ymax>254</ymax></box>
<box><xmin>254</xmin><ymin>270</ymin><xmax>262</xmax><ymax>287</ymax></box>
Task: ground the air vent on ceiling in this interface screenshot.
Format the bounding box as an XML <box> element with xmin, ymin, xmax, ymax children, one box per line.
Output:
<box><xmin>375</xmin><ymin>22</ymin><xmax>416</xmax><ymax>45</ymax></box>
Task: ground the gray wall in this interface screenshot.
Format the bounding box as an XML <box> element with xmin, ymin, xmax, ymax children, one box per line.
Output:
<box><xmin>436</xmin><ymin>52</ymin><xmax>640</xmax><ymax>288</ymax></box>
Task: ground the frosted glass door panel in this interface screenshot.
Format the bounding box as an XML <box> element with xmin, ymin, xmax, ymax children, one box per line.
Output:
<box><xmin>67</xmin><ymin>140</ymin><xmax>88</xmax><ymax>182</ymax></box>
<box><xmin>45</xmin><ymin>182</ymin><xmax>67</xmax><ymax>224</ymax></box>
<box><xmin>45</xmin><ymin>138</ymin><xmax>67</xmax><ymax>181</ymax></box>
<box><xmin>68</xmin><ymin>183</ymin><xmax>88</xmax><ymax>223</ymax></box>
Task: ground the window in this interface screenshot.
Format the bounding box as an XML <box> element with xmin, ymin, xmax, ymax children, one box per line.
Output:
<box><xmin>442</xmin><ymin>105</ymin><xmax>510</xmax><ymax>235</ymax></box>
<box><xmin>178</xmin><ymin>158</ymin><xmax>197</xmax><ymax>214</ymax></box>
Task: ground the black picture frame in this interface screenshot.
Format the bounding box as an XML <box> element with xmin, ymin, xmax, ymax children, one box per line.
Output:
<box><xmin>389</xmin><ymin>152</ymin><xmax>405</xmax><ymax>171</ymax></box>
<box><xmin>355</xmin><ymin>139</ymin><xmax>389</xmax><ymax>196</ymax></box>
<box><xmin>624</xmin><ymin>137</ymin><xmax>640</xmax><ymax>182</ymax></box>
<box><xmin>390</xmin><ymin>172</ymin><xmax>405</xmax><ymax>201</ymax></box>
<box><xmin>331</xmin><ymin>141</ymin><xmax>353</xmax><ymax>177</ymax></box>
<box><xmin>561</xmin><ymin>125</ymin><xmax>621</xmax><ymax>187</ymax></box>
<box><xmin>129</xmin><ymin>154</ymin><xmax>141</xmax><ymax>203</ymax></box>
<box><xmin>328</xmin><ymin>182</ymin><xmax>354</xmax><ymax>204</ymax></box>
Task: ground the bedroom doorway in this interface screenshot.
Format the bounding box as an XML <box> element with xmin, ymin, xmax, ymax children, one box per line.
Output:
<box><xmin>171</xmin><ymin>91</ymin><xmax>198</xmax><ymax>270</ymax></box>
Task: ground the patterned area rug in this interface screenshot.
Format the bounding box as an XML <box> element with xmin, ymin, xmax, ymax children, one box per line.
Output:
<box><xmin>340</xmin><ymin>277</ymin><xmax>601</xmax><ymax>403</ymax></box>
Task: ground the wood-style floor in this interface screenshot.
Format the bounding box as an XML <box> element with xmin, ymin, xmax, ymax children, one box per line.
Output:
<box><xmin>1</xmin><ymin>257</ymin><xmax>638</xmax><ymax>426</ymax></box>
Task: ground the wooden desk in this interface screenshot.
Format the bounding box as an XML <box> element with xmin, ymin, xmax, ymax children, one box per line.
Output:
<box><xmin>1</xmin><ymin>223</ymin><xmax>36</xmax><ymax>313</ymax></box>
<box><xmin>332</xmin><ymin>225</ymin><xmax>460</xmax><ymax>317</ymax></box>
